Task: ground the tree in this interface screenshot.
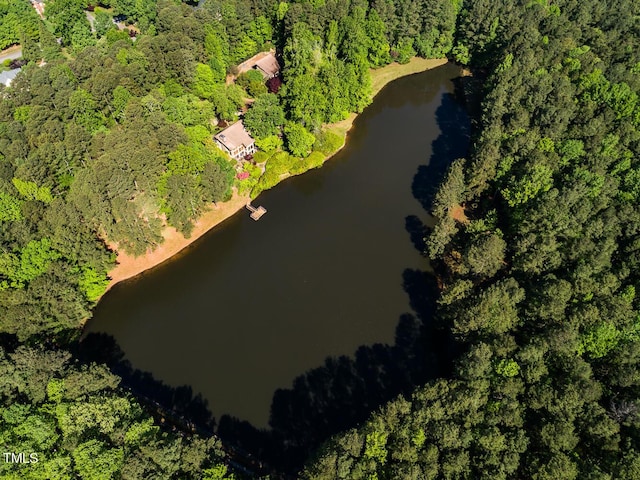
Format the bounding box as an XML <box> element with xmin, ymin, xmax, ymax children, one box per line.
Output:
<box><xmin>465</xmin><ymin>232</ymin><xmax>506</xmax><ymax>278</ymax></box>
<box><xmin>204</xmin><ymin>85</ymin><xmax>245</xmax><ymax>121</ymax></box>
<box><xmin>110</xmin><ymin>86</ymin><xmax>131</xmax><ymax>122</ymax></box>
<box><xmin>338</xmin><ymin>7</ymin><xmax>370</xmax><ymax>66</ymax></box>
<box><xmin>201</xmin><ymin>160</ymin><xmax>233</xmax><ymax>204</ymax></box>
<box><xmin>366</xmin><ymin>9</ymin><xmax>391</xmax><ymax>67</ymax></box>
<box><xmin>0</xmin><ymin>347</ymin><xmax>230</xmax><ymax>478</ymax></box>
<box><xmin>1</xmin><ymin>238</ymin><xmax>62</xmax><ymax>288</ymax></box>
<box><xmin>243</xmin><ymin>94</ymin><xmax>285</xmax><ymax>139</ymax></box>
<box><xmin>39</xmin><ymin>23</ymin><xmax>62</xmax><ymax>62</ymax></box>
<box><xmin>204</xmin><ymin>27</ymin><xmax>229</xmax><ymax>82</ymax></box>
<box><xmin>44</xmin><ymin>0</ymin><xmax>88</xmax><ymax>46</ymax></box>
<box><xmin>451</xmin><ymin>278</ymin><xmax>525</xmax><ymax>338</ymax></box>
<box><xmin>12</xmin><ymin>178</ymin><xmax>53</xmax><ymax>203</ymax></box>
<box><xmin>192</xmin><ymin>63</ymin><xmax>217</xmax><ymax>99</ymax></box>
<box><xmin>0</xmin><ymin>0</ymin><xmax>40</xmax><ymax>50</ymax></box>
<box><xmin>161</xmin><ymin>173</ymin><xmax>202</xmax><ymax>236</ymax></box>
<box><xmin>94</xmin><ymin>10</ymin><xmax>115</xmax><ymax>38</ymax></box>
<box><xmin>393</xmin><ymin>38</ymin><xmax>416</xmax><ymax>64</ymax></box>
<box><xmin>78</xmin><ymin>266</ymin><xmax>109</xmax><ymax>302</ymax></box>
<box><xmin>69</xmin><ymin>89</ymin><xmax>104</xmax><ymax>133</ymax></box>
<box><xmin>0</xmin><ymin>192</ymin><xmax>23</xmax><ymax>223</ymax></box>
<box><xmin>284</xmin><ymin>122</ymin><xmax>315</xmax><ymax>157</ymax></box>
<box><xmin>282</xmin><ymin>72</ymin><xmax>328</xmax><ymax>128</ymax></box>
<box><xmin>236</xmin><ymin>69</ymin><xmax>267</xmax><ymax>97</ymax></box>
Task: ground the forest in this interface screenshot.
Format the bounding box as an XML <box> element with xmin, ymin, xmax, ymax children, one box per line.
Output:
<box><xmin>1</xmin><ymin>0</ymin><xmax>639</xmax><ymax>478</ymax></box>
<box><xmin>303</xmin><ymin>0</ymin><xmax>640</xmax><ymax>479</ymax></box>
<box><xmin>1</xmin><ymin>0</ymin><xmax>459</xmax><ymax>477</ymax></box>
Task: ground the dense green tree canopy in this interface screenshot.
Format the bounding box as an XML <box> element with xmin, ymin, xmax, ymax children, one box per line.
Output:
<box><xmin>7</xmin><ymin>0</ymin><xmax>639</xmax><ymax>478</ymax></box>
<box><xmin>0</xmin><ymin>346</ymin><xmax>232</xmax><ymax>479</ymax></box>
<box><xmin>243</xmin><ymin>93</ymin><xmax>285</xmax><ymax>139</ymax></box>
<box><xmin>0</xmin><ymin>0</ymin><xmax>40</xmax><ymax>50</ymax></box>
<box><xmin>304</xmin><ymin>0</ymin><xmax>640</xmax><ymax>478</ymax></box>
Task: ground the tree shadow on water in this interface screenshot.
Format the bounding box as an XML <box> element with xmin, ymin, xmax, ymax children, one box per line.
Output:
<box><xmin>218</xmin><ymin>269</ymin><xmax>448</xmax><ymax>475</ymax></box>
<box><xmin>76</xmin><ymin>333</ymin><xmax>216</xmax><ymax>435</ymax></box>
<box><xmin>75</xmin><ymin>77</ymin><xmax>470</xmax><ymax>477</ymax></box>
<box><xmin>77</xmin><ymin>270</ymin><xmax>449</xmax><ymax>476</ymax></box>
<box><xmin>226</xmin><ymin>78</ymin><xmax>473</xmax><ymax>474</ymax></box>
<box><xmin>405</xmin><ymin>214</ymin><xmax>430</xmax><ymax>253</ymax></box>
<box><xmin>412</xmin><ymin>90</ymin><xmax>471</xmax><ymax>212</ymax></box>
<box><xmin>78</xmin><ymin>234</ymin><xmax>454</xmax><ymax>477</ymax></box>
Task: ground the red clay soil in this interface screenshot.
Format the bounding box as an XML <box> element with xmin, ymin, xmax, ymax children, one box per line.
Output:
<box><xmin>450</xmin><ymin>204</ymin><xmax>469</xmax><ymax>224</ymax></box>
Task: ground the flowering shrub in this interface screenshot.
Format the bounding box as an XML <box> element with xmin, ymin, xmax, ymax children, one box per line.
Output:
<box><xmin>236</xmin><ymin>164</ymin><xmax>262</xmax><ymax>195</ymax></box>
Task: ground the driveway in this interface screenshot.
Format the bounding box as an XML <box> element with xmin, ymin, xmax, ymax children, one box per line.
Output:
<box><xmin>0</xmin><ymin>46</ymin><xmax>22</xmax><ymax>64</ymax></box>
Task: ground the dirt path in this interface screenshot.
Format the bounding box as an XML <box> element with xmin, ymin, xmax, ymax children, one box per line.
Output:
<box><xmin>450</xmin><ymin>204</ymin><xmax>469</xmax><ymax>224</ymax></box>
<box><xmin>370</xmin><ymin>57</ymin><xmax>448</xmax><ymax>96</ymax></box>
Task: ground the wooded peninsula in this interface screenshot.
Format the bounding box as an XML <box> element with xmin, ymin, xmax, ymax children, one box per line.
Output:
<box><xmin>1</xmin><ymin>0</ymin><xmax>639</xmax><ymax>479</ymax></box>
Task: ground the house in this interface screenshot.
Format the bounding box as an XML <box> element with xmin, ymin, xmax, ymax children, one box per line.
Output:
<box><xmin>214</xmin><ymin>121</ymin><xmax>257</xmax><ymax>160</ymax></box>
<box><xmin>0</xmin><ymin>68</ymin><xmax>21</xmax><ymax>87</ymax></box>
<box><xmin>235</xmin><ymin>51</ymin><xmax>281</xmax><ymax>80</ymax></box>
<box><xmin>253</xmin><ymin>52</ymin><xmax>280</xmax><ymax>79</ymax></box>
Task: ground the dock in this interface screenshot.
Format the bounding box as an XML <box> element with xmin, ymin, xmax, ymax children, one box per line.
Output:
<box><xmin>246</xmin><ymin>202</ymin><xmax>267</xmax><ymax>221</ymax></box>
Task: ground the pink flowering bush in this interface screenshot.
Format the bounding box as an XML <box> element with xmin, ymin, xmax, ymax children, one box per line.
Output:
<box><xmin>236</xmin><ymin>171</ymin><xmax>250</xmax><ymax>180</ymax></box>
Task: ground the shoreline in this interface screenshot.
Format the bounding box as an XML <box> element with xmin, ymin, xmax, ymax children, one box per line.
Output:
<box><xmin>104</xmin><ymin>191</ymin><xmax>250</xmax><ymax>292</ymax></box>
<box><xmin>327</xmin><ymin>57</ymin><xmax>449</xmax><ymax>139</ymax></box>
<box><xmin>101</xmin><ymin>57</ymin><xmax>448</xmax><ymax>295</ymax></box>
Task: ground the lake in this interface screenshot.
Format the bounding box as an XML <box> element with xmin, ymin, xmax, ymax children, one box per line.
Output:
<box><xmin>84</xmin><ymin>63</ymin><xmax>470</xmax><ymax>461</ymax></box>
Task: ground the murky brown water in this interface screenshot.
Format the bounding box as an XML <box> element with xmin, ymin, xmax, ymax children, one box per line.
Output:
<box><xmin>84</xmin><ymin>63</ymin><xmax>469</xmax><ymax>428</ymax></box>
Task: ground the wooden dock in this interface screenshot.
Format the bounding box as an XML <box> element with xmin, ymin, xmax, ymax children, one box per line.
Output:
<box><xmin>246</xmin><ymin>202</ymin><xmax>267</xmax><ymax>220</ymax></box>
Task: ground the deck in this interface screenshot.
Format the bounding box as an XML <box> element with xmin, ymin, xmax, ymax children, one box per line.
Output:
<box><xmin>246</xmin><ymin>202</ymin><xmax>267</xmax><ymax>221</ymax></box>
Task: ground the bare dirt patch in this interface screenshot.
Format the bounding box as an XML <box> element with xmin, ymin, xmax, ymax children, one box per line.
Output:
<box><xmin>450</xmin><ymin>204</ymin><xmax>469</xmax><ymax>224</ymax></box>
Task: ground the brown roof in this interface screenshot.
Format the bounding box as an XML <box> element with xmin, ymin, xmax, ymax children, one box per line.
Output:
<box><xmin>214</xmin><ymin>121</ymin><xmax>254</xmax><ymax>150</ymax></box>
<box><xmin>254</xmin><ymin>53</ymin><xmax>280</xmax><ymax>78</ymax></box>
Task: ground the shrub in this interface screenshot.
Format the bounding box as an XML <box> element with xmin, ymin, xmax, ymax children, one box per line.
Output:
<box><xmin>236</xmin><ymin>163</ymin><xmax>262</xmax><ymax>195</ymax></box>
<box><xmin>289</xmin><ymin>159</ymin><xmax>308</xmax><ymax>175</ymax></box>
<box><xmin>306</xmin><ymin>151</ymin><xmax>326</xmax><ymax>169</ymax></box>
<box><xmin>255</xmin><ymin>135</ymin><xmax>283</xmax><ymax>153</ymax></box>
<box><xmin>314</xmin><ymin>130</ymin><xmax>344</xmax><ymax>155</ymax></box>
<box><xmin>251</xmin><ymin>168</ymin><xmax>282</xmax><ymax>198</ymax></box>
<box><xmin>253</xmin><ymin>151</ymin><xmax>270</xmax><ymax>163</ymax></box>
<box><xmin>236</xmin><ymin>70</ymin><xmax>267</xmax><ymax>97</ymax></box>
<box><xmin>266</xmin><ymin>76</ymin><xmax>282</xmax><ymax>93</ymax></box>
<box><xmin>266</xmin><ymin>151</ymin><xmax>295</xmax><ymax>176</ymax></box>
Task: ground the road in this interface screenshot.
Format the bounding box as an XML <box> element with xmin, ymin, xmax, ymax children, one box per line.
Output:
<box><xmin>0</xmin><ymin>46</ymin><xmax>22</xmax><ymax>64</ymax></box>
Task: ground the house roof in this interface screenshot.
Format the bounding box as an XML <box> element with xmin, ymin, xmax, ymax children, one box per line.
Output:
<box><xmin>214</xmin><ymin>121</ymin><xmax>255</xmax><ymax>151</ymax></box>
<box><xmin>0</xmin><ymin>68</ymin><xmax>21</xmax><ymax>87</ymax></box>
<box><xmin>254</xmin><ymin>53</ymin><xmax>280</xmax><ymax>78</ymax></box>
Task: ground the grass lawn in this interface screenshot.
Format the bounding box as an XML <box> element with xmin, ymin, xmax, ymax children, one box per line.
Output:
<box><xmin>370</xmin><ymin>57</ymin><xmax>448</xmax><ymax>97</ymax></box>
